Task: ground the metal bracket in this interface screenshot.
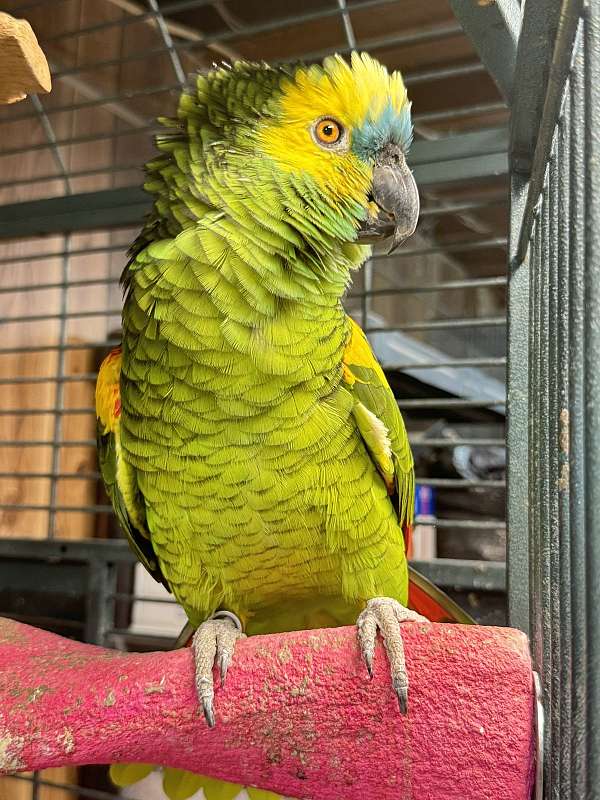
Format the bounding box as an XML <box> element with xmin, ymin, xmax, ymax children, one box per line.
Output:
<box><xmin>449</xmin><ymin>0</ymin><xmax>521</xmax><ymax>103</ymax></box>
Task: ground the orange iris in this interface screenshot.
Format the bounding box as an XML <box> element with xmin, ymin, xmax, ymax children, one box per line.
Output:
<box><xmin>315</xmin><ymin>118</ymin><xmax>342</xmax><ymax>145</ymax></box>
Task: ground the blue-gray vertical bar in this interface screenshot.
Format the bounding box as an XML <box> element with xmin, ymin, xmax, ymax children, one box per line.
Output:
<box><xmin>556</xmin><ymin>92</ymin><xmax>572</xmax><ymax>800</ymax></box>
<box><xmin>448</xmin><ymin>0</ymin><xmax>520</xmax><ymax>102</ymax></box>
<box><xmin>569</xmin><ymin>40</ymin><xmax>587</xmax><ymax>800</ymax></box>
<box><xmin>584</xmin><ymin>2</ymin><xmax>600</xmax><ymax>795</ymax></box>
<box><xmin>507</xmin><ymin>173</ymin><xmax>530</xmax><ymax>634</ymax></box>
<box><xmin>539</xmin><ymin>184</ymin><xmax>553</xmax><ymax>796</ymax></box>
<box><xmin>530</xmin><ymin>210</ymin><xmax>542</xmax><ymax>659</ymax></box>
<box><xmin>548</xmin><ymin>152</ymin><xmax>561</xmax><ymax>800</ymax></box>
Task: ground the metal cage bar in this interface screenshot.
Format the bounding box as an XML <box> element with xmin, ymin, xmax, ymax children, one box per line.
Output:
<box><xmin>506</xmin><ymin>0</ymin><xmax>600</xmax><ymax>796</ymax></box>
<box><xmin>583</xmin><ymin>3</ymin><xmax>600</xmax><ymax>792</ymax></box>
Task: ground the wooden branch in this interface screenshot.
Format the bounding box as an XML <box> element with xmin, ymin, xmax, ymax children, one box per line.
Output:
<box><xmin>0</xmin><ymin>12</ymin><xmax>51</xmax><ymax>104</ymax></box>
<box><xmin>0</xmin><ymin>618</ymin><xmax>534</xmax><ymax>800</ymax></box>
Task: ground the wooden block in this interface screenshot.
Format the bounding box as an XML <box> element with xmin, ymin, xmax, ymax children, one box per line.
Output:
<box><xmin>0</xmin><ymin>344</ymin><xmax>97</xmax><ymax>540</ymax></box>
<box><xmin>55</xmin><ymin>345</ymin><xmax>98</xmax><ymax>541</ymax></box>
<box><xmin>0</xmin><ymin>350</ymin><xmax>55</xmax><ymax>539</ymax></box>
<box><xmin>0</xmin><ymin>12</ymin><xmax>51</xmax><ymax>104</ymax></box>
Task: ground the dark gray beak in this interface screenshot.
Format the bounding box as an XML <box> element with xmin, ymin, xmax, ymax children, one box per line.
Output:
<box><xmin>357</xmin><ymin>144</ymin><xmax>420</xmax><ymax>253</ymax></box>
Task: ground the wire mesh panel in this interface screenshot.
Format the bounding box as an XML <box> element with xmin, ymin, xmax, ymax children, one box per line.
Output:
<box><xmin>0</xmin><ymin>0</ymin><xmax>509</xmax><ymax>592</ymax></box>
<box><xmin>0</xmin><ymin>229</ymin><xmax>129</xmax><ymax>540</ymax></box>
<box><xmin>507</xmin><ymin>0</ymin><xmax>600</xmax><ymax>797</ymax></box>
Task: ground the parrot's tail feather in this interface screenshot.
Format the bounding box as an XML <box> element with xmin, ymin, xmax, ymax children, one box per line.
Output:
<box><xmin>407</xmin><ymin>565</ymin><xmax>476</xmax><ymax>624</ymax></box>
<box><xmin>402</xmin><ymin>522</ymin><xmax>412</xmax><ymax>556</ymax></box>
<box><xmin>173</xmin><ymin>620</ymin><xmax>194</xmax><ymax>649</ymax></box>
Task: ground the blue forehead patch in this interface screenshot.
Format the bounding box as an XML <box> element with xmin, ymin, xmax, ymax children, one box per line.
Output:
<box><xmin>351</xmin><ymin>103</ymin><xmax>413</xmax><ymax>160</ymax></box>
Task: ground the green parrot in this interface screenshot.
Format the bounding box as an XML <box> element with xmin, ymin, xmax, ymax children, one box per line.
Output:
<box><xmin>97</xmin><ymin>52</ymin><xmax>470</xmax><ymax>800</ymax></box>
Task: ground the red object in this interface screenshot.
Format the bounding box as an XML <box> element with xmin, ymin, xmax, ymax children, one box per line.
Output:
<box><xmin>407</xmin><ymin>580</ymin><xmax>461</xmax><ymax>623</ymax></box>
<box><xmin>408</xmin><ymin>580</ymin><xmax>448</xmax><ymax>621</ymax></box>
<box><xmin>0</xmin><ymin>618</ymin><xmax>534</xmax><ymax>800</ymax></box>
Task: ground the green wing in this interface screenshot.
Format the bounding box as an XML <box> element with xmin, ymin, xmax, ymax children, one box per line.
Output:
<box><xmin>342</xmin><ymin>315</ymin><xmax>415</xmax><ymax>534</ymax></box>
<box><xmin>96</xmin><ymin>349</ymin><xmax>169</xmax><ymax>591</ymax></box>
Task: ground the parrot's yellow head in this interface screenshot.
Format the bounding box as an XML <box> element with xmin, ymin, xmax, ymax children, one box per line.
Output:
<box><xmin>159</xmin><ymin>53</ymin><xmax>419</xmax><ymax>259</ymax></box>
<box><xmin>254</xmin><ymin>53</ymin><xmax>419</xmax><ymax>252</ymax></box>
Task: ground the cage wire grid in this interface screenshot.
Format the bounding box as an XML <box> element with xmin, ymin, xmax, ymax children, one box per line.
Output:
<box><xmin>0</xmin><ymin>0</ymin><xmax>516</xmax><ymax>797</ymax></box>
<box><xmin>504</xmin><ymin>0</ymin><xmax>600</xmax><ymax>797</ymax></box>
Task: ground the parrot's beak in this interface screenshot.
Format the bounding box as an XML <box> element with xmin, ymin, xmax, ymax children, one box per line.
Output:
<box><xmin>357</xmin><ymin>144</ymin><xmax>420</xmax><ymax>254</ymax></box>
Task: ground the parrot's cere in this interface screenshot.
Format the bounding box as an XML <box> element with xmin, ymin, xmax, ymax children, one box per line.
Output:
<box><xmin>97</xmin><ymin>52</ymin><xmax>430</xmax><ymax>800</ymax></box>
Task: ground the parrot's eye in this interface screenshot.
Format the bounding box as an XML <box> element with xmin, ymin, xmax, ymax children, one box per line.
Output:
<box><xmin>313</xmin><ymin>117</ymin><xmax>344</xmax><ymax>148</ymax></box>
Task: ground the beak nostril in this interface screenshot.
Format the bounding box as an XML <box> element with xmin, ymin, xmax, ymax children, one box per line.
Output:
<box><xmin>367</xmin><ymin>191</ymin><xmax>375</xmax><ymax>203</ymax></box>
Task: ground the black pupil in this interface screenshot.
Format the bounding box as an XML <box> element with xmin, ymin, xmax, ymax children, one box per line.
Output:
<box><xmin>323</xmin><ymin>124</ymin><xmax>334</xmax><ymax>137</ymax></box>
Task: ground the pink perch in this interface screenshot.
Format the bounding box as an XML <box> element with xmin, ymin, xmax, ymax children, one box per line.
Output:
<box><xmin>0</xmin><ymin>617</ymin><xmax>534</xmax><ymax>799</ymax></box>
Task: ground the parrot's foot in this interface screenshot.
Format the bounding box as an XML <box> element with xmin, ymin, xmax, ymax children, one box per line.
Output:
<box><xmin>192</xmin><ymin>610</ymin><xmax>246</xmax><ymax>728</ymax></box>
<box><xmin>356</xmin><ymin>597</ymin><xmax>428</xmax><ymax>715</ymax></box>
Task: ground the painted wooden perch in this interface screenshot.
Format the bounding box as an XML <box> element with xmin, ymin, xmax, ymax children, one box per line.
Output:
<box><xmin>0</xmin><ymin>12</ymin><xmax>51</xmax><ymax>104</ymax></box>
<box><xmin>0</xmin><ymin>618</ymin><xmax>534</xmax><ymax>800</ymax></box>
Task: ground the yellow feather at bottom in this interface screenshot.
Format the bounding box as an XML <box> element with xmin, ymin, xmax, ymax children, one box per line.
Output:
<box><xmin>110</xmin><ymin>764</ymin><xmax>284</xmax><ymax>800</ymax></box>
<box><xmin>109</xmin><ymin>762</ymin><xmax>154</xmax><ymax>787</ymax></box>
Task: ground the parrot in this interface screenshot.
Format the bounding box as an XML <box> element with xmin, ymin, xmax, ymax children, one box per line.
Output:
<box><xmin>96</xmin><ymin>52</ymin><xmax>472</xmax><ymax>800</ymax></box>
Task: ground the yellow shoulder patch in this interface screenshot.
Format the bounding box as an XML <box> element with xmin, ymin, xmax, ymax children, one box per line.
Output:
<box><xmin>343</xmin><ymin>316</ymin><xmax>387</xmax><ymax>384</ymax></box>
<box><xmin>95</xmin><ymin>347</ymin><xmax>122</xmax><ymax>434</ymax></box>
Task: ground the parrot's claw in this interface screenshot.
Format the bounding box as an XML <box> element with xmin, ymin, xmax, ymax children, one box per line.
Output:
<box><xmin>356</xmin><ymin>597</ymin><xmax>428</xmax><ymax>715</ymax></box>
<box><xmin>192</xmin><ymin>610</ymin><xmax>246</xmax><ymax>728</ymax></box>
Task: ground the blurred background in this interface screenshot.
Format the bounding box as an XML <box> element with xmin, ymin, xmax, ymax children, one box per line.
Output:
<box><xmin>0</xmin><ymin>1</ymin><xmax>509</xmax><ymax>797</ymax></box>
